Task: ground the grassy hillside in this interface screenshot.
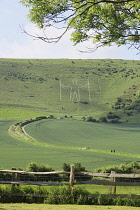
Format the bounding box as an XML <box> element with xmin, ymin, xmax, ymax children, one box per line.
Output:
<box><xmin>0</xmin><ymin>58</ymin><xmax>140</xmax><ymax>121</ymax></box>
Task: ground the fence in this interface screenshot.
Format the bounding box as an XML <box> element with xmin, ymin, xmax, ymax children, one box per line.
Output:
<box><xmin>0</xmin><ymin>166</ymin><xmax>140</xmax><ymax>199</ymax></box>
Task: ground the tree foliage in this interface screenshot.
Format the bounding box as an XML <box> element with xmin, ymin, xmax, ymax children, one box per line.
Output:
<box><xmin>20</xmin><ymin>0</ymin><xmax>140</xmax><ymax>51</ymax></box>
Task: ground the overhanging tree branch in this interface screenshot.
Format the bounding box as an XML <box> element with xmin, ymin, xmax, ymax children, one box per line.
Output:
<box><xmin>20</xmin><ymin>0</ymin><xmax>140</xmax><ymax>51</ymax></box>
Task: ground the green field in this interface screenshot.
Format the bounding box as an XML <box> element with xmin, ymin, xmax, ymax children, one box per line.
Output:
<box><xmin>25</xmin><ymin>119</ymin><xmax>140</xmax><ymax>155</ymax></box>
<box><xmin>0</xmin><ymin>118</ymin><xmax>139</xmax><ymax>170</ymax></box>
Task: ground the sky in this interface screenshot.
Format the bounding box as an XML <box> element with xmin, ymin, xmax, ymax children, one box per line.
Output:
<box><xmin>0</xmin><ymin>0</ymin><xmax>139</xmax><ymax>60</ymax></box>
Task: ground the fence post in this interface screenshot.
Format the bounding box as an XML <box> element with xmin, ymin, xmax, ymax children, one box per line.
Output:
<box><xmin>113</xmin><ymin>171</ymin><xmax>116</xmax><ymax>194</ymax></box>
<box><xmin>109</xmin><ymin>171</ymin><xmax>116</xmax><ymax>194</ymax></box>
<box><xmin>11</xmin><ymin>168</ymin><xmax>19</xmax><ymax>189</ymax></box>
<box><xmin>69</xmin><ymin>165</ymin><xmax>74</xmax><ymax>196</ymax></box>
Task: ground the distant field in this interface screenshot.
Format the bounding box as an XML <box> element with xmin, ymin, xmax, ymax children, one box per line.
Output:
<box><xmin>0</xmin><ymin>107</ymin><xmax>49</xmax><ymax>120</ymax></box>
<box><xmin>25</xmin><ymin>119</ymin><xmax>140</xmax><ymax>155</ymax></box>
<box><xmin>0</xmin><ymin>119</ymin><xmax>139</xmax><ymax>170</ymax></box>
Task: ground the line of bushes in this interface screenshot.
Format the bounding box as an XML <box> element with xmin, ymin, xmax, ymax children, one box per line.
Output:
<box><xmin>0</xmin><ymin>162</ymin><xmax>92</xmax><ymax>183</ymax></box>
<box><xmin>96</xmin><ymin>161</ymin><xmax>140</xmax><ymax>182</ymax></box>
<box><xmin>83</xmin><ymin>112</ymin><xmax>120</xmax><ymax>124</ymax></box>
<box><xmin>0</xmin><ymin>185</ymin><xmax>140</xmax><ymax>206</ymax></box>
<box><xmin>15</xmin><ymin>116</ymin><xmax>48</xmax><ymax>127</ymax></box>
<box><xmin>1</xmin><ymin>161</ymin><xmax>140</xmax><ymax>183</ymax></box>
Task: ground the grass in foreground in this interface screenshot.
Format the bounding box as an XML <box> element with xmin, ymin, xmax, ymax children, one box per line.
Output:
<box><xmin>0</xmin><ymin>204</ymin><xmax>139</xmax><ymax>210</ymax></box>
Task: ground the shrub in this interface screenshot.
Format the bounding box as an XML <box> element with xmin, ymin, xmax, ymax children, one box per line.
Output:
<box><xmin>82</xmin><ymin>117</ymin><xmax>86</xmax><ymax>121</ymax></box>
<box><xmin>36</xmin><ymin>116</ymin><xmax>47</xmax><ymax>120</ymax></box>
<box><xmin>76</xmin><ymin>194</ymin><xmax>93</xmax><ymax>205</ymax></box>
<box><xmin>99</xmin><ymin>117</ymin><xmax>107</xmax><ymax>123</ymax></box>
<box><xmin>86</xmin><ymin>116</ymin><xmax>97</xmax><ymax>122</ymax></box>
<box><xmin>110</xmin><ymin>119</ymin><xmax>119</xmax><ymax>123</ymax></box>
<box><xmin>44</xmin><ymin>186</ymin><xmax>72</xmax><ymax>204</ymax></box>
<box><xmin>24</xmin><ymin>162</ymin><xmax>59</xmax><ymax>182</ymax></box>
<box><xmin>112</xmin><ymin>97</ymin><xmax>125</xmax><ymax>109</ymax></box>
<box><xmin>27</xmin><ymin>162</ymin><xmax>52</xmax><ymax>172</ymax></box>
<box><xmin>107</xmin><ymin>112</ymin><xmax>120</xmax><ymax>120</ymax></box>
<box><xmin>96</xmin><ymin>161</ymin><xmax>140</xmax><ymax>174</ymax></box>
<box><xmin>62</xmin><ymin>163</ymin><xmax>92</xmax><ymax>181</ymax></box>
<box><xmin>95</xmin><ymin>161</ymin><xmax>140</xmax><ymax>182</ymax></box>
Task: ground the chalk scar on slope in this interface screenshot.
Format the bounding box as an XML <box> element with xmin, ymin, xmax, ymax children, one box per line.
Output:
<box><xmin>22</xmin><ymin>125</ymin><xmax>37</xmax><ymax>142</ymax></box>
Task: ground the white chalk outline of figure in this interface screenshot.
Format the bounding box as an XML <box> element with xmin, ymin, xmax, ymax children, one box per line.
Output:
<box><xmin>78</xmin><ymin>79</ymin><xmax>91</xmax><ymax>101</ymax></box>
<box><xmin>60</xmin><ymin>79</ymin><xmax>91</xmax><ymax>102</ymax></box>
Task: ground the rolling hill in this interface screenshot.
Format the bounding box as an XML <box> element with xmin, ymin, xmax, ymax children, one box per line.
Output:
<box><xmin>0</xmin><ymin>58</ymin><xmax>140</xmax><ymax>122</ymax></box>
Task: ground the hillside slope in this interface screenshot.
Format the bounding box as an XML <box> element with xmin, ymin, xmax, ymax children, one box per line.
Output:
<box><xmin>0</xmin><ymin>58</ymin><xmax>140</xmax><ymax>122</ymax></box>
